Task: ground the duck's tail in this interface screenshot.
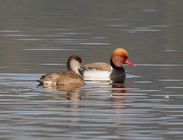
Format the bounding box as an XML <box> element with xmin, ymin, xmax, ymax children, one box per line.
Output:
<box><xmin>37</xmin><ymin>79</ymin><xmax>44</xmax><ymax>86</ymax></box>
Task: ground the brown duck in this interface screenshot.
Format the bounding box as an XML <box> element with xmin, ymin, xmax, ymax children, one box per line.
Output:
<box><xmin>38</xmin><ymin>55</ymin><xmax>86</xmax><ymax>88</ymax></box>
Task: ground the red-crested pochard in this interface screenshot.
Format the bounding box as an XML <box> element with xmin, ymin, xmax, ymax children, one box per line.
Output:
<box><xmin>38</xmin><ymin>55</ymin><xmax>87</xmax><ymax>88</ymax></box>
<box><xmin>84</xmin><ymin>48</ymin><xmax>136</xmax><ymax>83</ymax></box>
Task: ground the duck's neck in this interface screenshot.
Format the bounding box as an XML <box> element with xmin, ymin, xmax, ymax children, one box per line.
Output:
<box><xmin>110</xmin><ymin>58</ymin><xmax>126</xmax><ymax>83</ymax></box>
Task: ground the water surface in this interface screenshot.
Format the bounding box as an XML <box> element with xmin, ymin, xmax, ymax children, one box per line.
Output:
<box><xmin>0</xmin><ymin>0</ymin><xmax>183</xmax><ymax>140</ymax></box>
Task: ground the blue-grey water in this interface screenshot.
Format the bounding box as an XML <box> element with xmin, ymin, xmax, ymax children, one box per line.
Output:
<box><xmin>0</xmin><ymin>0</ymin><xmax>183</xmax><ymax>140</ymax></box>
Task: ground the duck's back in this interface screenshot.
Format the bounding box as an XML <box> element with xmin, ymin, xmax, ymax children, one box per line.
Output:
<box><xmin>38</xmin><ymin>70</ymin><xmax>84</xmax><ymax>87</ymax></box>
<box><xmin>85</xmin><ymin>62</ymin><xmax>112</xmax><ymax>71</ymax></box>
<box><xmin>57</xmin><ymin>71</ymin><xmax>84</xmax><ymax>86</ymax></box>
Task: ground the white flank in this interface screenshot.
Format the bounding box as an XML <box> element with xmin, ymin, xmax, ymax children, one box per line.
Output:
<box><xmin>83</xmin><ymin>70</ymin><xmax>111</xmax><ymax>81</ymax></box>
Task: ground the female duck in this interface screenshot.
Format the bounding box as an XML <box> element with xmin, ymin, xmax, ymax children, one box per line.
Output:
<box><xmin>38</xmin><ymin>55</ymin><xmax>86</xmax><ymax>88</ymax></box>
<box><xmin>84</xmin><ymin>48</ymin><xmax>136</xmax><ymax>83</ymax></box>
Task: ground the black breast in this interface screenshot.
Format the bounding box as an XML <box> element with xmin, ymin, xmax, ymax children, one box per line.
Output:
<box><xmin>110</xmin><ymin>67</ymin><xmax>126</xmax><ymax>84</ymax></box>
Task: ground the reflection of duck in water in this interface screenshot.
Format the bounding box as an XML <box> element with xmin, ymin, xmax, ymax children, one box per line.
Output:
<box><xmin>38</xmin><ymin>55</ymin><xmax>87</xmax><ymax>89</ymax></box>
<box><xmin>44</xmin><ymin>86</ymin><xmax>83</xmax><ymax>100</ymax></box>
<box><xmin>84</xmin><ymin>48</ymin><xmax>136</xmax><ymax>84</ymax></box>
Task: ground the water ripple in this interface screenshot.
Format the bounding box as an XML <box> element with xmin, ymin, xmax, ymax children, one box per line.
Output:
<box><xmin>137</xmin><ymin>64</ymin><xmax>183</xmax><ymax>67</ymax></box>
<box><xmin>24</xmin><ymin>48</ymin><xmax>84</xmax><ymax>51</ymax></box>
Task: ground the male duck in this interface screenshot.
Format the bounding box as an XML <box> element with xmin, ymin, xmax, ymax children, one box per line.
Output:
<box><xmin>84</xmin><ymin>48</ymin><xmax>136</xmax><ymax>83</ymax></box>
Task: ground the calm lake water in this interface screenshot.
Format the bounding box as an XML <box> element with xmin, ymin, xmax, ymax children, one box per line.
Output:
<box><xmin>0</xmin><ymin>0</ymin><xmax>183</xmax><ymax>140</ymax></box>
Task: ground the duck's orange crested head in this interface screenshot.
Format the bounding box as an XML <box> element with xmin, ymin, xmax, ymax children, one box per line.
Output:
<box><xmin>111</xmin><ymin>48</ymin><xmax>136</xmax><ymax>68</ymax></box>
